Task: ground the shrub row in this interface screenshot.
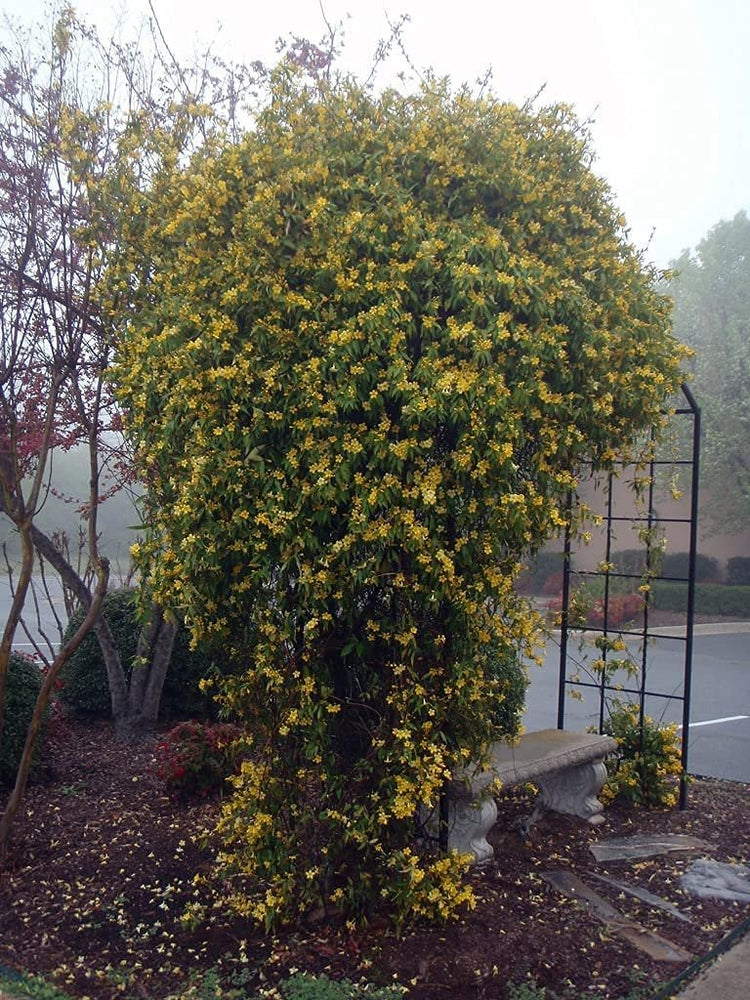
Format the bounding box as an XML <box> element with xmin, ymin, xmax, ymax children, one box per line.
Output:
<box><xmin>727</xmin><ymin>556</ymin><xmax>750</xmax><ymax>586</ymax></box>
<box><xmin>611</xmin><ymin>549</ymin><xmax>721</xmax><ymax>583</ymax></box>
<box><xmin>649</xmin><ymin>582</ymin><xmax>750</xmax><ymax>617</ymax></box>
<box><xmin>527</xmin><ymin>551</ymin><xmax>750</xmax><ymax>598</ymax></box>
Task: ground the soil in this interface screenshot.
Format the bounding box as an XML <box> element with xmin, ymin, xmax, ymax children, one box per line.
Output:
<box><xmin>1</xmin><ymin>718</ymin><xmax>749</xmax><ymax>1000</ymax></box>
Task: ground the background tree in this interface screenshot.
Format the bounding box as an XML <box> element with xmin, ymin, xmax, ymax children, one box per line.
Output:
<box><xmin>0</xmin><ymin>6</ymin><xmax>263</xmax><ymax>747</ymax></box>
<box><xmin>0</xmin><ymin>9</ymin><xmax>111</xmax><ymax>853</ymax></box>
<box><xmin>116</xmin><ymin>75</ymin><xmax>685</xmax><ymax>925</ymax></box>
<box><xmin>667</xmin><ymin>211</ymin><xmax>750</xmax><ymax>534</ymax></box>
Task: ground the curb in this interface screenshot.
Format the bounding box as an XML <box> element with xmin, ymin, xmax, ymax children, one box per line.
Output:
<box><xmin>549</xmin><ymin>622</ymin><xmax>750</xmax><ymax>639</ymax></box>
<box><xmin>651</xmin><ymin>917</ymin><xmax>750</xmax><ymax>999</ymax></box>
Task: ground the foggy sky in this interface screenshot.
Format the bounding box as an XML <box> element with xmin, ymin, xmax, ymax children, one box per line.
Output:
<box><xmin>2</xmin><ymin>0</ymin><xmax>748</xmax><ymax>267</ymax></box>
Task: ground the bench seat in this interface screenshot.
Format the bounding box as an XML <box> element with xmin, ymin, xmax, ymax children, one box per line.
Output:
<box><xmin>440</xmin><ymin>729</ymin><xmax>618</xmax><ymax>864</ymax></box>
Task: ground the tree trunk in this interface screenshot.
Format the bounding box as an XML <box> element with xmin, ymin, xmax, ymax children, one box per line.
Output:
<box><xmin>115</xmin><ymin>605</ymin><xmax>177</xmax><ymax>741</ymax></box>
<box><xmin>26</xmin><ymin>524</ymin><xmax>180</xmax><ymax>742</ymax></box>
<box><xmin>30</xmin><ymin>523</ymin><xmax>130</xmax><ymax>717</ymax></box>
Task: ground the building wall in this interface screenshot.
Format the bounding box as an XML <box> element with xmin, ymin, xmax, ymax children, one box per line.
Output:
<box><xmin>562</xmin><ymin>471</ymin><xmax>749</xmax><ymax>579</ymax></box>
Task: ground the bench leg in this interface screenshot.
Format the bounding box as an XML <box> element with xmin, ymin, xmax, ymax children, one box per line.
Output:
<box><xmin>446</xmin><ymin>796</ymin><xmax>498</xmax><ymax>864</ymax></box>
<box><xmin>535</xmin><ymin>760</ymin><xmax>609</xmax><ymax>824</ymax></box>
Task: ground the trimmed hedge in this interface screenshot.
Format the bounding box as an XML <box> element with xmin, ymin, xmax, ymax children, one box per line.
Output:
<box><xmin>1</xmin><ymin>653</ymin><xmax>46</xmax><ymax>788</ymax></box>
<box><xmin>612</xmin><ymin>549</ymin><xmax>719</xmax><ymax>583</ymax></box>
<box><xmin>59</xmin><ymin>588</ymin><xmax>139</xmax><ymax>716</ymax></box>
<box><xmin>59</xmin><ymin>588</ymin><xmax>230</xmax><ymax>720</ymax></box>
<box><xmin>727</xmin><ymin>557</ymin><xmax>750</xmax><ymax>587</ymax></box>
<box><xmin>650</xmin><ymin>582</ymin><xmax>750</xmax><ymax>617</ymax></box>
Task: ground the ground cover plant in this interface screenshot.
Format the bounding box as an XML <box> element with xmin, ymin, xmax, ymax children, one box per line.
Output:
<box><xmin>0</xmin><ymin>718</ymin><xmax>748</xmax><ymax>1000</ymax></box>
<box><xmin>113</xmin><ymin>73</ymin><xmax>685</xmax><ymax>928</ymax></box>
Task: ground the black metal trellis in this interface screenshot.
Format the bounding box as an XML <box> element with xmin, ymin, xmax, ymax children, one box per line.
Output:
<box><xmin>557</xmin><ymin>384</ymin><xmax>701</xmax><ymax>809</ymax></box>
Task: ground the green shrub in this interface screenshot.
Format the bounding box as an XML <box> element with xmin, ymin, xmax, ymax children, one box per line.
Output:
<box><xmin>600</xmin><ymin>701</ymin><xmax>682</xmax><ymax>807</ymax></box>
<box><xmin>1</xmin><ymin>653</ymin><xmax>45</xmax><ymax>788</ymax></box>
<box><xmin>727</xmin><ymin>556</ymin><xmax>750</xmax><ymax>586</ymax></box>
<box><xmin>154</xmin><ymin>720</ymin><xmax>243</xmax><ymax>799</ymax></box>
<box><xmin>159</xmin><ymin>625</ymin><xmax>225</xmax><ymax>721</ymax></box>
<box><xmin>59</xmin><ymin>588</ymin><xmax>140</xmax><ymax>716</ymax></box>
<box><xmin>650</xmin><ymin>581</ymin><xmax>750</xmax><ymax>617</ymax></box>
<box><xmin>60</xmin><ymin>588</ymin><xmax>229</xmax><ymax>720</ymax></box>
<box><xmin>484</xmin><ymin>640</ymin><xmax>528</xmax><ymax>737</ymax></box>
<box><xmin>0</xmin><ymin>968</ymin><xmax>76</xmax><ymax>1000</ymax></box>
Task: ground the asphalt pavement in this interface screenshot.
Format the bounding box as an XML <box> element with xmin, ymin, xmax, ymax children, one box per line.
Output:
<box><xmin>524</xmin><ymin>623</ymin><xmax>750</xmax><ymax>783</ymax></box>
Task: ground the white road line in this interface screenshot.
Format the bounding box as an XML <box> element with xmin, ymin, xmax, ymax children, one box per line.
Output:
<box><xmin>680</xmin><ymin>715</ymin><xmax>749</xmax><ymax>729</ymax></box>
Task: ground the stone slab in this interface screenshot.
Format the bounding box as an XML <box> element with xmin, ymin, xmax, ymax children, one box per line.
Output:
<box><xmin>454</xmin><ymin>729</ymin><xmax>617</xmax><ymax>798</ymax></box>
<box><xmin>541</xmin><ymin>870</ymin><xmax>692</xmax><ymax>963</ymax></box>
<box><xmin>589</xmin><ymin>872</ymin><xmax>693</xmax><ymax>923</ymax></box>
<box><xmin>681</xmin><ymin>860</ymin><xmax>750</xmax><ymax>902</ymax></box>
<box><xmin>590</xmin><ymin>834</ymin><xmax>716</xmax><ymax>863</ymax></box>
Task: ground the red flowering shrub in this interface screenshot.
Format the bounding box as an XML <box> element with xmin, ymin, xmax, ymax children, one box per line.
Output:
<box><xmin>155</xmin><ymin>721</ymin><xmax>243</xmax><ymax>799</ymax></box>
<box><xmin>547</xmin><ymin>591</ymin><xmax>643</xmax><ymax>629</ymax></box>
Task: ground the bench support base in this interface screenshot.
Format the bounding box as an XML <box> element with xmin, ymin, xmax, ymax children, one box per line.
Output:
<box><xmin>536</xmin><ymin>760</ymin><xmax>609</xmax><ymax>825</ymax></box>
<box><xmin>446</xmin><ymin>759</ymin><xmax>609</xmax><ymax>863</ymax></box>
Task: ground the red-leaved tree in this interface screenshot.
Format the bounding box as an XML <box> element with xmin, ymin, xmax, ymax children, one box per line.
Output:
<box><xmin>0</xmin><ymin>4</ymin><xmax>271</xmax><ymax>851</ymax></box>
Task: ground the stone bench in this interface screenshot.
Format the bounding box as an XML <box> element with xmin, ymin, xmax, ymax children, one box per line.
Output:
<box><xmin>439</xmin><ymin>729</ymin><xmax>618</xmax><ymax>864</ymax></box>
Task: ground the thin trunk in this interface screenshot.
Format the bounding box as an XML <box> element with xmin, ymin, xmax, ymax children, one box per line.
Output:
<box><xmin>29</xmin><ymin>523</ymin><xmax>129</xmax><ymax>716</ymax></box>
<box><xmin>117</xmin><ymin>605</ymin><xmax>176</xmax><ymax>740</ymax></box>
<box><xmin>141</xmin><ymin>616</ymin><xmax>177</xmax><ymax>722</ymax></box>
<box><xmin>14</xmin><ymin>513</ymin><xmax>178</xmax><ymax>739</ymax></box>
<box><xmin>0</xmin><ymin>560</ymin><xmax>109</xmax><ymax>857</ymax></box>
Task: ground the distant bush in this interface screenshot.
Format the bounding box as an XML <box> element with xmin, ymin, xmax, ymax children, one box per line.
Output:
<box><xmin>591</xmin><ymin>593</ymin><xmax>644</xmax><ymax>628</ymax></box>
<box><xmin>516</xmin><ymin>551</ymin><xmax>565</xmax><ymax>594</ymax></box>
<box><xmin>155</xmin><ymin>720</ymin><xmax>243</xmax><ymax>799</ymax></box>
<box><xmin>1</xmin><ymin>653</ymin><xmax>46</xmax><ymax>788</ymax></box>
<box><xmin>612</xmin><ymin>549</ymin><xmax>649</xmax><ymax>578</ymax></box>
<box><xmin>612</xmin><ymin>549</ymin><xmax>719</xmax><ymax>583</ymax></box>
<box><xmin>540</xmin><ymin>571</ymin><xmax>565</xmax><ymax>595</ymax></box>
<box><xmin>60</xmin><ymin>588</ymin><xmax>231</xmax><ymax>720</ymax></box>
<box><xmin>660</xmin><ymin>552</ymin><xmax>719</xmax><ymax>583</ymax></box>
<box><xmin>727</xmin><ymin>557</ymin><xmax>750</xmax><ymax>587</ymax></box>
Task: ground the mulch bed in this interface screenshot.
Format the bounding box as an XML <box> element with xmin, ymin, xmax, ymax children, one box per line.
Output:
<box><xmin>1</xmin><ymin>718</ymin><xmax>749</xmax><ymax>1000</ymax></box>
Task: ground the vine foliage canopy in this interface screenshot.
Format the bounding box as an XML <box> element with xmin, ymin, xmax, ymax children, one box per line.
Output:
<box><xmin>114</xmin><ymin>75</ymin><xmax>684</xmax><ymax>926</ymax></box>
